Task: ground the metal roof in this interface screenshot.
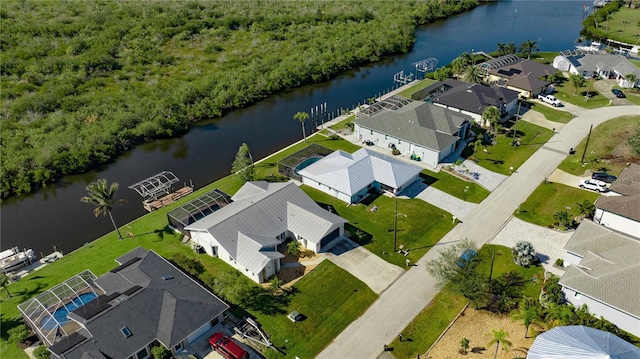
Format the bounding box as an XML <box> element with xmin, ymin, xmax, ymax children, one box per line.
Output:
<box><xmin>527</xmin><ymin>326</ymin><xmax>640</xmax><ymax>359</ymax></box>
<box><xmin>128</xmin><ymin>171</ymin><xmax>180</xmax><ymax>200</ymax></box>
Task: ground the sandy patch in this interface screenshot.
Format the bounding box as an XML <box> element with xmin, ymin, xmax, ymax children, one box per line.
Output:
<box><xmin>426</xmin><ymin>307</ymin><xmax>535</xmax><ymax>359</ymax></box>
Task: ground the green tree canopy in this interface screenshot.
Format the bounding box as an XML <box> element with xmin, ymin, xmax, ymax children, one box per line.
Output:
<box><xmin>519</xmin><ymin>39</ymin><xmax>539</xmax><ymax>59</ymax></box>
<box><xmin>569</xmin><ymin>74</ymin><xmax>586</xmax><ymax>95</ymax></box>
<box><xmin>231</xmin><ymin>143</ymin><xmax>255</xmax><ymax>182</ymax></box>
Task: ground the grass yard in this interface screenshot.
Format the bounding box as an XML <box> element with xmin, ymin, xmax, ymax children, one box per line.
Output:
<box><xmin>397</xmin><ymin>78</ymin><xmax>437</xmax><ymax>99</ymax></box>
<box><xmin>328</xmin><ymin>114</ymin><xmax>355</xmax><ymax>131</ymax></box>
<box><xmin>551</xmin><ymin>79</ymin><xmax>609</xmax><ymax>109</ymax></box>
<box><xmin>387</xmin><ymin>244</ymin><xmax>545</xmax><ymax>358</ymax></box>
<box><xmin>594</xmin><ymin>7</ymin><xmax>640</xmax><ymax>46</ymax></box>
<box><xmin>301</xmin><ymin>186</ymin><xmax>456</xmax><ymax>268</ymax></box>
<box><xmin>253</xmin><ymin>133</ymin><xmax>361</xmax><ymax>179</ymax></box>
<box><xmin>558</xmin><ymin>115</ymin><xmax>640</xmax><ymax>176</ymax></box>
<box><xmin>619</xmin><ymin>89</ymin><xmax>640</xmax><ymax>106</ymax></box>
<box><xmin>256</xmin><ymin>261</ymin><xmax>377</xmax><ymax>359</ymax></box>
<box><xmin>531</xmin><ymin>52</ymin><xmax>559</xmax><ymax>65</ymax></box>
<box><xmin>420</xmin><ymin>170</ymin><xmax>490</xmax><ymax>203</ymax></box>
<box><xmin>464</xmin><ymin>121</ymin><xmax>554</xmax><ymax>175</ymax></box>
<box><xmin>514</xmin><ymin>182</ymin><xmax>599</xmax><ymax>227</ymax></box>
<box><xmin>524</xmin><ymin>101</ymin><xmax>573</xmax><ymax>123</ymax></box>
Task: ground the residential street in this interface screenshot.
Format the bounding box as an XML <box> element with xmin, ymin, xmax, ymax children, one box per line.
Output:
<box><xmin>317</xmin><ymin>105</ymin><xmax>640</xmax><ymax>359</ymax></box>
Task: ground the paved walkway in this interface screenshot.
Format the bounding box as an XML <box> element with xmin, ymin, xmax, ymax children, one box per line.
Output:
<box><xmin>317</xmin><ymin>105</ymin><xmax>640</xmax><ymax>359</ymax></box>
<box><xmin>400</xmin><ymin>180</ymin><xmax>476</xmax><ymax>221</ymax></box>
<box><xmin>323</xmin><ymin>237</ymin><xmax>404</xmax><ymax>294</ymax></box>
<box><xmin>488</xmin><ymin>217</ymin><xmax>573</xmax><ymax>277</ymax></box>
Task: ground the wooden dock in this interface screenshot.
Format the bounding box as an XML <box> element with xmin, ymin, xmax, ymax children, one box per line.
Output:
<box><xmin>143</xmin><ymin>186</ymin><xmax>193</xmax><ymax>212</ymax></box>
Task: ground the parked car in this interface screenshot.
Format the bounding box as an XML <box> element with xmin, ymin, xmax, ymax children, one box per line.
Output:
<box><xmin>579</xmin><ymin>179</ymin><xmax>609</xmax><ymax>193</ymax></box>
<box><xmin>209</xmin><ymin>333</ymin><xmax>249</xmax><ymax>359</ymax></box>
<box><xmin>537</xmin><ymin>94</ymin><xmax>562</xmax><ymax>107</ymax></box>
<box><xmin>611</xmin><ymin>89</ymin><xmax>625</xmax><ymax>98</ymax></box>
<box><xmin>591</xmin><ymin>172</ymin><xmax>617</xmax><ymax>183</ymax></box>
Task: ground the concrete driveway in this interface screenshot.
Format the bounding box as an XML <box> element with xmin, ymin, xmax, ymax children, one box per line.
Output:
<box><xmin>323</xmin><ymin>237</ymin><xmax>404</xmax><ymax>294</ymax></box>
<box><xmin>593</xmin><ymin>79</ymin><xmax>634</xmax><ymax>106</ymax></box>
<box><xmin>489</xmin><ymin>217</ymin><xmax>573</xmax><ymax>277</ymax></box>
<box><xmin>400</xmin><ymin>180</ymin><xmax>476</xmax><ymax>221</ymax></box>
<box><xmin>547</xmin><ymin>168</ymin><xmax>621</xmax><ymax>197</ymax></box>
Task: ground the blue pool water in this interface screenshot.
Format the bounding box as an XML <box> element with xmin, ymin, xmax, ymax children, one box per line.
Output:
<box><xmin>40</xmin><ymin>292</ymin><xmax>98</xmax><ymax>330</ymax></box>
<box><xmin>294</xmin><ymin>157</ymin><xmax>320</xmax><ymax>175</ymax></box>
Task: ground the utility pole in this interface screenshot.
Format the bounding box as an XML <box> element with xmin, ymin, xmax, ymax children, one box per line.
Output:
<box><xmin>512</xmin><ymin>100</ymin><xmax>522</xmax><ymax>145</ymax></box>
<box><xmin>393</xmin><ymin>196</ymin><xmax>398</xmax><ymax>252</ymax></box>
<box><xmin>581</xmin><ymin>124</ymin><xmax>594</xmax><ymax>163</ymax></box>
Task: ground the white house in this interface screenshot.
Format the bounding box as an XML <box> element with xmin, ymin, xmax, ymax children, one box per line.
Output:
<box><xmin>594</xmin><ymin>163</ymin><xmax>640</xmax><ymax>239</ymax></box>
<box><xmin>354</xmin><ymin>101</ymin><xmax>471</xmax><ymax>168</ymax></box>
<box><xmin>560</xmin><ymin>220</ymin><xmax>640</xmax><ymax>337</ymax></box>
<box><xmin>553</xmin><ymin>53</ymin><xmax>640</xmax><ymax>88</ymax></box>
<box><xmin>418</xmin><ymin>79</ymin><xmax>520</xmax><ymax>127</ymax></box>
<box><xmin>297</xmin><ymin>148</ymin><xmax>422</xmax><ymax>204</ymax></box>
<box><xmin>185</xmin><ymin>181</ymin><xmax>347</xmax><ymax>283</ymax></box>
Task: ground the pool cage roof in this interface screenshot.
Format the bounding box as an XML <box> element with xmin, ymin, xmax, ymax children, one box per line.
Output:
<box><xmin>128</xmin><ymin>171</ymin><xmax>180</xmax><ymax>200</ymax></box>
<box><xmin>167</xmin><ymin>189</ymin><xmax>232</xmax><ymax>229</ymax></box>
<box><xmin>479</xmin><ymin>54</ymin><xmax>521</xmax><ymax>70</ymax></box>
<box><xmin>18</xmin><ymin>270</ymin><xmax>101</xmax><ymax>346</ymax></box>
<box><xmin>277</xmin><ymin>144</ymin><xmax>334</xmax><ymax>182</ymax></box>
<box><xmin>357</xmin><ymin>96</ymin><xmax>413</xmax><ymax>118</ymax></box>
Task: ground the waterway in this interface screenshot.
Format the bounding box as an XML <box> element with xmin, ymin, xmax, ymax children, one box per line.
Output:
<box><xmin>1</xmin><ymin>1</ymin><xmax>591</xmax><ymax>257</ymax></box>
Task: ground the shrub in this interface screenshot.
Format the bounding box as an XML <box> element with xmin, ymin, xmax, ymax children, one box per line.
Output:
<box><xmin>392</xmin><ymin>148</ymin><xmax>401</xmax><ymax>155</ymax></box>
<box><xmin>33</xmin><ymin>346</ymin><xmax>51</xmax><ymax>359</ymax></box>
<box><xmin>554</xmin><ymin>258</ymin><xmax>564</xmax><ymax>267</ymax></box>
<box><xmin>329</xmin><ymin>134</ymin><xmax>340</xmax><ymax>140</ymax></box>
<box><xmin>8</xmin><ymin>324</ymin><xmax>30</xmax><ymax>343</ymax></box>
<box><xmin>512</xmin><ymin>241</ymin><xmax>538</xmax><ymax>267</ymax></box>
<box><xmin>151</xmin><ymin>345</ymin><xmax>170</xmax><ymax>359</ymax></box>
<box><xmin>172</xmin><ymin>253</ymin><xmax>204</xmax><ymax>276</ymax></box>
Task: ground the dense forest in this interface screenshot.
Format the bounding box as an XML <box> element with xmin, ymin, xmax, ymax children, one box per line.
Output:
<box><xmin>0</xmin><ymin>0</ymin><xmax>478</xmax><ymax>198</ymax></box>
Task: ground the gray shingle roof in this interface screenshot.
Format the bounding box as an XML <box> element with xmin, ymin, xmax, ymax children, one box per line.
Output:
<box><xmin>63</xmin><ymin>249</ymin><xmax>229</xmax><ymax>359</ymax></box>
<box><xmin>609</xmin><ymin>163</ymin><xmax>640</xmax><ymax>197</ymax></box>
<box><xmin>185</xmin><ymin>181</ymin><xmax>346</xmax><ymax>262</ymax></box>
<box><xmin>427</xmin><ymin>79</ymin><xmax>519</xmax><ymax>115</ymax></box>
<box><xmin>568</xmin><ymin>54</ymin><xmax>640</xmax><ymax>77</ymax></box>
<box><xmin>355</xmin><ymin>101</ymin><xmax>470</xmax><ymax>152</ymax></box>
<box><xmin>488</xmin><ymin>59</ymin><xmax>554</xmax><ymax>91</ymax></box>
<box><xmin>598</xmin><ymin>164</ymin><xmax>640</xmax><ymax>222</ymax></box>
<box><xmin>297</xmin><ymin>148</ymin><xmax>422</xmax><ymax>197</ymax></box>
<box><xmin>560</xmin><ymin>220</ymin><xmax>640</xmax><ymax>318</ymax></box>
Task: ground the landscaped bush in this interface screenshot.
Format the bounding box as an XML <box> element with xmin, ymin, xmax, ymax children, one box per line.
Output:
<box><xmin>33</xmin><ymin>346</ymin><xmax>51</xmax><ymax>359</ymax></box>
<box><xmin>171</xmin><ymin>253</ymin><xmax>205</xmax><ymax>277</ymax></box>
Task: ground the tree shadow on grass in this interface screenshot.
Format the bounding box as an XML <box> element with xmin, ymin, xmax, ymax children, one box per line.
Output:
<box><xmin>244</xmin><ymin>286</ymin><xmax>297</xmax><ymax>316</ymax></box>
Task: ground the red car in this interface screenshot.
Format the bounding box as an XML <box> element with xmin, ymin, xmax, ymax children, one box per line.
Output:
<box><xmin>209</xmin><ymin>333</ymin><xmax>249</xmax><ymax>359</ymax></box>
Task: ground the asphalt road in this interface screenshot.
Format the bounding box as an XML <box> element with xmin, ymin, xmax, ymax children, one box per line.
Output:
<box><xmin>316</xmin><ymin>105</ymin><xmax>640</xmax><ymax>359</ymax></box>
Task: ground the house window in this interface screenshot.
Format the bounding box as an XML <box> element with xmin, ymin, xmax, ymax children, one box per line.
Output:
<box><xmin>370</xmin><ymin>129</ymin><xmax>373</xmax><ymax>135</ymax></box>
<box><xmin>135</xmin><ymin>348</ymin><xmax>149</xmax><ymax>359</ymax></box>
<box><xmin>174</xmin><ymin>342</ymin><xmax>184</xmax><ymax>352</ymax></box>
<box><xmin>385</xmin><ymin>135</ymin><xmax>388</xmax><ymax>140</ymax></box>
<box><xmin>574</xmin><ymin>292</ymin><xmax>581</xmax><ymax>299</ymax></box>
<box><xmin>398</xmin><ymin>139</ymin><xmax>401</xmax><ymax>144</ymax></box>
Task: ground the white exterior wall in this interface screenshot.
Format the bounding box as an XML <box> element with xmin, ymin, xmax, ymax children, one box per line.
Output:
<box><xmin>355</xmin><ymin>125</ymin><xmax>442</xmax><ymax>167</ymax></box>
<box><xmin>301</xmin><ymin>176</ymin><xmax>353</xmax><ymax>203</ymax></box>
<box><xmin>563</xmin><ymin>251</ymin><xmax>583</xmax><ymax>267</ymax></box>
<box><xmin>504</xmin><ymin>98</ymin><xmax>518</xmax><ymax>114</ymax></box>
<box><xmin>563</xmin><ymin>287</ymin><xmax>640</xmax><ymax>337</ymax></box>
<box><xmin>189</xmin><ymin>230</ymin><xmax>263</xmax><ymax>283</ymax></box>
<box><xmin>595</xmin><ymin>209</ymin><xmax>640</xmax><ymax>239</ymax></box>
<box><xmin>185</xmin><ymin>321</ymin><xmax>212</xmax><ymax>345</ymax></box>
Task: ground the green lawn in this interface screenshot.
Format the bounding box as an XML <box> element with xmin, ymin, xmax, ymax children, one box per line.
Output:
<box><xmin>301</xmin><ymin>186</ymin><xmax>455</xmax><ymax>268</ymax></box>
<box><xmin>328</xmin><ymin>114</ymin><xmax>355</xmax><ymax>131</ymax></box>
<box><xmin>552</xmin><ymin>79</ymin><xmax>609</xmax><ymax>109</ymax></box>
<box><xmin>256</xmin><ymin>261</ymin><xmax>377</xmax><ymax>359</ymax></box>
<box><xmin>620</xmin><ymin>89</ymin><xmax>640</xmax><ymax>106</ymax></box>
<box><xmin>530</xmin><ymin>52</ymin><xmax>559</xmax><ymax>65</ymax></box>
<box><xmin>558</xmin><ymin>115</ymin><xmax>640</xmax><ymax>176</ymax></box>
<box><xmin>463</xmin><ymin>121</ymin><xmax>554</xmax><ymax>175</ymax></box>
<box><xmin>514</xmin><ymin>182</ymin><xmax>600</xmax><ymax>227</ymax></box>
<box><xmin>420</xmin><ymin>170</ymin><xmax>490</xmax><ymax>203</ymax></box>
<box><xmin>397</xmin><ymin>78</ymin><xmax>437</xmax><ymax>99</ymax></box>
<box><xmin>591</xmin><ymin>7</ymin><xmax>640</xmax><ymax>46</ymax></box>
<box><xmin>524</xmin><ymin>101</ymin><xmax>574</xmax><ymax>123</ymax></box>
<box><xmin>387</xmin><ymin>244</ymin><xmax>545</xmax><ymax>358</ymax></box>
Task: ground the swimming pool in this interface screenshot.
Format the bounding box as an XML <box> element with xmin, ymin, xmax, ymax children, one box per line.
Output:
<box><xmin>294</xmin><ymin>157</ymin><xmax>320</xmax><ymax>175</ymax></box>
<box><xmin>40</xmin><ymin>292</ymin><xmax>98</xmax><ymax>330</ymax></box>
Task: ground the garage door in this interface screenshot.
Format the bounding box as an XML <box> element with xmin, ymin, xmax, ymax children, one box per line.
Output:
<box><xmin>320</xmin><ymin>228</ymin><xmax>340</xmax><ymax>249</ymax></box>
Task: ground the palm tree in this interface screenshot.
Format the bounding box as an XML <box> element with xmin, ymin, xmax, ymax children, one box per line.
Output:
<box><xmin>576</xmin><ymin>199</ymin><xmax>596</xmax><ymax>219</ymax></box>
<box><xmin>482</xmin><ymin>106</ymin><xmax>501</xmax><ymax>136</ymax></box>
<box><xmin>293</xmin><ymin>111</ymin><xmax>309</xmax><ymax>143</ymax></box>
<box><xmin>487</xmin><ymin>329</ymin><xmax>512</xmax><ymax>359</ymax></box>
<box><xmin>625</xmin><ymin>73</ymin><xmax>637</xmax><ymax>89</ymax></box>
<box><xmin>512</xmin><ymin>241</ymin><xmax>538</xmax><ymax>267</ymax></box>
<box><xmin>622</xmin><ymin>20</ymin><xmax>630</xmax><ymax>39</ymax></box>
<box><xmin>505</xmin><ymin>43</ymin><xmax>516</xmax><ymax>55</ymax></box>
<box><xmin>451</xmin><ymin>56</ymin><xmax>469</xmax><ymax>75</ymax></box>
<box><xmin>519</xmin><ymin>40</ymin><xmax>539</xmax><ymax>59</ymax></box>
<box><xmin>569</xmin><ymin>74</ymin><xmax>586</xmax><ymax>95</ymax></box>
<box><xmin>462</xmin><ymin>65</ymin><xmax>484</xmax><ymax>84</ymax></box>
<box><xmin>511</xmin><ymin>298</ymin><xmax>541</xmax><ymax>338</ymax></box>
<box><xmin>81</xmin><ymin>179</ymin><xmax>125</xmax><ymax>239</ymax></box>
<box><xmin>0</xmin><ymin>272</ymin><xmax>12</xmax><ymax>298</ymax></box>
<box><xmin>496</xmin><ymin>43</ymin><xmax>507</xmax><ymax>56</ymax></box>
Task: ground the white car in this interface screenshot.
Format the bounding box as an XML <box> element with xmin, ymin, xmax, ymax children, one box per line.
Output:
<box><xmin>538</xmin><ymin>94</ymin><xmax>562</xmax><ymax>107</ymax></box>
<box><xmin>579</xmin><ymin>179</ymin><xmax>608</xmax><ymax>192</ymax></box>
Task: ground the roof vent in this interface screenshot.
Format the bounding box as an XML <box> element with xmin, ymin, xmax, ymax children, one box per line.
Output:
<box><xmin>121</xmin><ymin>327</ymin><xmax>132</xmax><ymax>338</ymax></box>
<box><xmin>162</xmin><ymin>275</ymin><xmax>173</xmax><ymax>280</ymax></box>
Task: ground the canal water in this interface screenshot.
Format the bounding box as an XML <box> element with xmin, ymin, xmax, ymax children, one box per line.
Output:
<box><xmin>1</xmin><ymin>1</ymin><xmax>590</xmax><ymax>256</ymax></box>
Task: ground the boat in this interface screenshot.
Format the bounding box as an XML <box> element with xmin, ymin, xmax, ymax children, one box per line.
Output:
<box><xmin>0</xmin><ymin>247</ymin><xmax>36</xmax><ymax>272</ymax></box>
